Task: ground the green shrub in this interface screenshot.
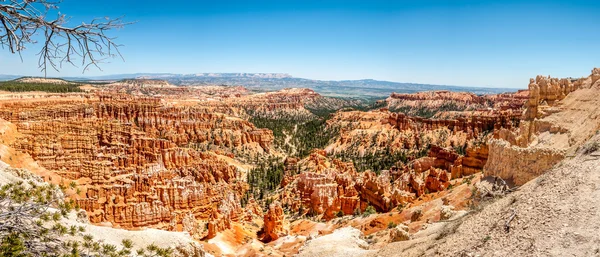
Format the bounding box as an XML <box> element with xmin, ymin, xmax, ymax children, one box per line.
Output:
<box><xmin>387</xmin><ymin>221</ymin><xmax>396</xmax><ymax>229</ymax></box>
<box><xmin>0</xmin><ymin>233</ymin><xmax>26</xmax><ymax>257</ymax></box>
<box><xmin>362</xmin><ymin>205</ymin><xmax>376</xmax><ymax>217</ymax></box>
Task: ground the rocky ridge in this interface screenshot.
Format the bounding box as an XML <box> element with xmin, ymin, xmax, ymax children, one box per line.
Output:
<box><xmin>386</xmin><ymin>90</ymin><xmax>528</xmax><ymax>117</ymax></box>
<box><xmin>485</xmin><ymin>68</ymin><xmax>600</xmax><ymax>185</ymax></box>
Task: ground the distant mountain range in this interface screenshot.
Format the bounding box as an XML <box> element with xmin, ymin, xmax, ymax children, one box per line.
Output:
<box><xmin>0</xmin><ymin>73</ymin><xmax>522</xmax><ymax>99</ymax></box>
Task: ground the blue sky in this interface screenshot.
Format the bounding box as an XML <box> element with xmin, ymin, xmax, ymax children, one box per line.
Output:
<box><xmin>1</xmin><ymin>0</ymin><xmax>599</xmax><ymax>88</ymax></box>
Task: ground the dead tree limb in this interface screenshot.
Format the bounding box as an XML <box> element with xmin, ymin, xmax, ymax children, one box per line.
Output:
<box><xmin>0</xmin><ymin>0</ymin><xmax>131</xmax><ymax>76</ymax></box>
<box><xmin>504</xmin><ymin>209</ymin><xmax>517</xmax><ymax>233</ymax></box>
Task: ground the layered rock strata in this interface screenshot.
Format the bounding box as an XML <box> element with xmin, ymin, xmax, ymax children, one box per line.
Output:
<box><xmin>0</xmin><ymin>93</ymin><xmax>274</xmax><ymax>238</ymax></box>
<box><xmin>386</xmin><ymin>90</ymin><xmax>528</xmax><ymax>116</ymax></box>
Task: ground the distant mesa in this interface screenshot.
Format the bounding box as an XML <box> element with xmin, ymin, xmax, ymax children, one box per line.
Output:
<box><xmin>110</xmin><ymin>78</ymin><xmax>176</xmax><ymax>88</ymax></box>
<box><xmin>189</xmin><ymin>73</ymin><xmax>293</xmax><ymax>79</ymax></box>
<box><xmin>0</xmin><ymin>73</ymin><xmax>519</xmax><ymax>98</ymax></box>
<box><xmin>14</xmin><ymin>77</ymin><xmax>78</xmax><ymax>85</ymax></box>
<box><xmin>137</xmin><ymin>73</ymin><xmax>293</xmax><ymax>79</ymax></box>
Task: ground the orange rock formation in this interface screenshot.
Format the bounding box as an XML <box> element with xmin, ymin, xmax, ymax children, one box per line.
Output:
<box><xmin>260</xmin><ymin>201</ymin><xmax>288</xmax><ymax>242</ymax></box>
<box><xmin>0</xmin><ymin>93</ymin><xmax>274</xmax><ymax>238</ymax></box>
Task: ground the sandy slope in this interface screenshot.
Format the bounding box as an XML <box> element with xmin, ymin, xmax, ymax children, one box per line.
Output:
<box><xmin>296</xmin><ymin>227</ymin><xmax>376</xmax><ymax>257</ymax></box>
<box><xmin>371</xmin><ymin>134</ymin><xmax>600</xmax><ymax>257</ymax></box>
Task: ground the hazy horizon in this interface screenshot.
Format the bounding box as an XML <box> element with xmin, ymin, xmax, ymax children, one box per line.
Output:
<box><xmin>0</xmin><ymin>72</ymin><xmax>529</xmax><ymax>90</ymax></box>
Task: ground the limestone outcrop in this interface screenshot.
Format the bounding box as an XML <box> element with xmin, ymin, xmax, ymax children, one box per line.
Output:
<box><xmin>485</xmin><ymin>68</ymin><xmax>600</xmax><ymax>185</ymax></box>
<box><xmin>389</xmin><ymin>224</ymin><xmax>410</xmax><ymax>242</ymax></box>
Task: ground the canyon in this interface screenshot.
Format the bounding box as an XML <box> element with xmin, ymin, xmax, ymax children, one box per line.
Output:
<box><xmin>0</xmin><ymin>68</ymin><xmax>598</xmax><ymax>256</ymax></box>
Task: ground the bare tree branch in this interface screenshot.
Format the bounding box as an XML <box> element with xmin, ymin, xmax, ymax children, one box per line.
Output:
<box><xmin>0</xmin><ymin>0</ymin><xmax>130</xmax><ymax>77</ymax></box>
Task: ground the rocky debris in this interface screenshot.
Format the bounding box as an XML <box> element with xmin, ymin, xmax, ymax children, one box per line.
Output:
<box><xmin>389</xmin><ymin>224</ymin><xmax>410</xmax><ymax>242</ymax></box>
<box><xmin>243</xmin><ymin>198</ymin><xmax>263</xmax><ymax>222</ymax></box>
<box><xmin>439</xmin><ymin>205</ymin><xmax>455</xmax><ymax>220</ymax></box>
<box><xmin>261</xmin><ymin>201</ymin><xmax>288</xmax><ymax>242</ymax></box>
<box><xmin>410</xmin><ymin>209</ymin><xmax>423</xmax><ymax>222</ymax></box>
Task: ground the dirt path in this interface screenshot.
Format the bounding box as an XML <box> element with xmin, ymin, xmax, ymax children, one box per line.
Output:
<box><xmin>283</xmin><ymin>124</ymin><xmax>298</xmax><ymax>156</ymax></box>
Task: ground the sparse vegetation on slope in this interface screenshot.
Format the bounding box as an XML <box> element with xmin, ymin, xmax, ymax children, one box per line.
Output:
<box><xmin>390</xmin><ymin>102</ymin><xmax>465</xmax><ymax>118</ymax></box>
<box><xmin>333</xmin><ymin>147</ymin><xmax>413</xmax><ymax>174</ymax></box>
<box><xmin>250</xmin><ymin>112</ymin><xmax>340</xmax><ymax>158</ymax></box>
<box><xmin>0</xmin><ymin>175</ymin><xmax>176</xmax><ymax>257</ymax></box>
<box><xmin>243</xmin><ymin>156</ymin><xmax>285</xmax><ymax>207</ymax></box>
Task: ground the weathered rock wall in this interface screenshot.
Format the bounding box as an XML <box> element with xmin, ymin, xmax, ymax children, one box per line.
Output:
<box><xmin>485</xmin><ymin>68</ymin><xmax>600</xmax><ymax>185</ymax></box>
<box><xmin>484</xmin><ymin>139</ymin><xmax>565</xmax><ymax>185</ymax></box>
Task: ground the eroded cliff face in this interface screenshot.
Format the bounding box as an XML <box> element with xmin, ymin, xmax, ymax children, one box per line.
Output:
<box><xmin>385</xmin><ymin>90</ymin><xmax>528</xmax><ymax>117</ymax></box>
<box><xmin>235</xmin><ymin>88</ymin><xmax>363</xmax><ymax>119</ymax></box>
<box><xmin>385</xmin><ymin>90</ymin><xmax>529</xmax><ymax>120</ymax></box>
<box><xmin>482</xmin><ymin>90</ymin><xmax>529</xmax><ymax>111</ymax></box>
<box><xmin>324</xmin><ymin>108</ymin><xmax>517</xmax><ymax>159</ymax></box>
<box><xmin>0</xmin><ymin>93</ymin><xmax>275</xmax><ymax>238</ymax></box>
<box><xmin>485</xmin><ymin>68</ymin><xmax>600</xmax><ymax>185</ymax></box>
<box><xmin>386</xmin><ymin>91</ymin><xmax>485</xmax><ymax>114</ymax></box>
<box><xmin>277</xmin><ymin>144</ymin><xmax>487</xmax><ymax>221</ymax></box>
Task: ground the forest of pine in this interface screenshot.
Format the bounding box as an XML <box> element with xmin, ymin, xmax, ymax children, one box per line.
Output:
<box><xmin>0</xmin><ymin>81</ymin><xmax>83</xmax><ymax>93</ymax></box>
